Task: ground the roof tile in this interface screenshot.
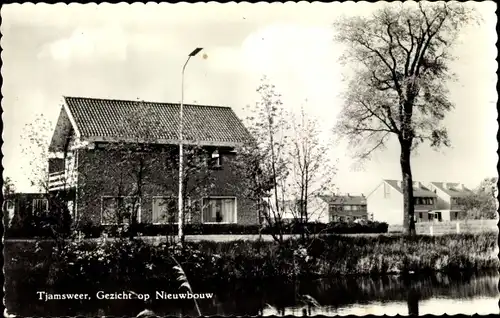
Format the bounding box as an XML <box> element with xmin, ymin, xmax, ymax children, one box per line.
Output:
<box><xmin>64</xmin><ymin>96</ymin><xmax>251</xmax><ymax>146</ymax></box>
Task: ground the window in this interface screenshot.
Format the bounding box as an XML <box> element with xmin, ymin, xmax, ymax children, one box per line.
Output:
<box><xmin>152</xmin><ymin>197</ymin><xmax>192</xmax><ymax>224</ymax></box>
<box><xmin>207</xmin><ymin>150</ymin><xmax>222</xmax><ymax>168</ymax></box>
<box><xmin>344</xmin><ymin>205</ymin><xmax>352</xmax><ymax>211</ymax></box>
<box><xmin>202</xmin><ymin>197</ymin><xmax>236</xmax><ymax>223</ymax></box>
<box><xmin>33</xmin><ymin>198</ymin><xmax>48</xmax><ymax>215</ymax></box>
<box><xmin>101</xmin><ymin>197</ymin><xmax>141</xmax><ymax>225</ymax></box>
<box><xmin>4</xmin><ymin>200</ymin><xmax>15</xmax><ymax>226</ymax></box>
<box><xmin>419</xmin><ymin>212</ymin><xmax>423</xmax><ymax>219</ymax></box>
<box><xmin>435</xmin><ymin>212</ymin><xmax>442</xmax><ymax>222</ymax></box>
<box><xmin>152</xmin><ymin>197</ymin><xmax>178</xmax><ymax>224</ymax></box>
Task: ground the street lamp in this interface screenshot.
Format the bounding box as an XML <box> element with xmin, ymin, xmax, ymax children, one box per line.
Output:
<box><xmin>178</xmin><ymin>47</ymin><xmax>203</xmax><ymax>245</ymax></box>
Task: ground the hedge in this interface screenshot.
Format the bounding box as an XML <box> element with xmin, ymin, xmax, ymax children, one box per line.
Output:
<box><xmin>5</xmin><ymin>220</ymin><xmax>388</xmax><ymax>238</ymax></box>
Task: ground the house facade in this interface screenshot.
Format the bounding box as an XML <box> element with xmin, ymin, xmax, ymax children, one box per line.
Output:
<box><xmin>321</xmin><ymin>194</ymin><xmax>368</xmax><ymax>222</ymax></box>
<box><xmin>367</xmin><ymin>180</ymin><xmax>438</xmax><ymax>225</ymax></box>
<box><xmin>47</xmin><ymin>96</ymin><xmax>257</xmax><ymax>227</ymax></box>
<box><xmin>427</xmin><ymin>182</ymin><xmax>474</xmax><ymax>221</ymax></box>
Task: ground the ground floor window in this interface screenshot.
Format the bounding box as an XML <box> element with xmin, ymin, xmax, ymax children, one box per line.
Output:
<box><xmin>152</xmin><ymin>197</ymin><xmax>192</xmax><ymax>224</ymax></box>
<box><xmin>101</xmin><ymin>196</ymin><xmax>141</xmax><ymax>225</ymax></box>
<box><xmin>202</xmin><ymin>197</ymin><xmax>236</xmax><ymax>223</ymax></box>
<box><xmin>32</xmin><ymin>198</ymin><xmax>48</xmax><ymax>216</ymax></box>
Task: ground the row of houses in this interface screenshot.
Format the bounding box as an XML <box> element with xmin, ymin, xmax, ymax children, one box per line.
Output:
<box><xmin>278</xmin><ymin>180</ymin><xmax>474</xmax><ymax>225</ymax></box>
<box><xmin>3</xmin><ymin>96</ymin><xmax>479</xmax><ymax>228</ymax></box>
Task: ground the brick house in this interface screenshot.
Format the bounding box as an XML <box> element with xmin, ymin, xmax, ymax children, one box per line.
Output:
<box><xmin>320</xmin><ymin>194</ymin><xmax>368</xmax><ymax>222</ymax></box>
<box><xmin>47</xmin><ymin>96</ymin><xmax>257</xmax><ymax>227</ymax></box>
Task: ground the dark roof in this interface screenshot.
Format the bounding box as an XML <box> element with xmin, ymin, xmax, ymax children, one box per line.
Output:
<box><xmin>384</xmin><ymin>180</ymin><xmax>437</xmax><ymax>198</ymax></box>
<box><xmin>320</xmin><ymin>195</ymin><xmax>367</xmax><ymax>205</ymax></box>
<box><xmin>430</xmin><ymin>182</ymin><xmax>473</xmax><ymax>198</ymax></box>
<box><xmin>63</xmin><ymin>96</ymin><xmax>251</xmax><ymax>146</ymax></box>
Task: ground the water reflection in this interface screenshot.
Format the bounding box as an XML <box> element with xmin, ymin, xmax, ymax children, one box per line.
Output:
<box><xmin>5</xmin><ymin>272</ymin><xmax>499</xmax><ymax>316</ymax></box>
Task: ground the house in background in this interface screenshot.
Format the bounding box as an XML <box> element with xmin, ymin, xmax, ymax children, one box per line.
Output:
<box><xmin>320</xmin><ymin>194</ymin><xmax>368</xmax><ymax>222</ymax></box>
<box><xmin>367</xmin><ymin>180</ymin><xmax>437</xmax><ymax>225</ymax></box>
<box><xmin>47</xmin><ymin>96</ymin><xmax>257</xmax><ymax>227</ymax></box>
<box><xmin>276</xmin><ymin>195</ymin><xmax>330</xmax><ymax>223</ymax></box>
<box><xmin>427</xmin><ymin>182</ymin><xmax>474</xmax><ymax>221</ymax></box>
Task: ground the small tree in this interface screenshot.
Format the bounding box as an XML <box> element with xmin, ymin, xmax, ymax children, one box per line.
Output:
<box><xmin>288</xmin><ymin>105</ymin><xmax>336</xmax><ymax>240</ymax></box>
<box><xmin>333</xmin><ymin>2</ymin><xmax>479</xmax><ymax>235</ymax></box>
<box><xmin>158</xmin><ymin>143</ymin><xmax>217</xmax><ymax>244</ymax></box>
<box><xmin>457</xmin><ymin>177</ymin><xmax>498</xmax><ymax>220</ymax></box>
<box><xmin>233</xmin><ymin>77</ymin><xmax>291</xmax><ymax>244</ymax></box>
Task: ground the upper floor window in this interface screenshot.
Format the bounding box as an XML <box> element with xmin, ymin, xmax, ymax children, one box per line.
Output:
<box><xmin>344</xmin><ymin>205</ymin><xmax>352</xmax><ymax>211</ymax></box>
<box><xmin>207</xmin><ymin>150</ymin><xmax>222</xmax><ymax>169</ymax></box>
<box><xmin>101</xmin><ymin>196</ymin><xmax>141</xmax><ymax>225</ymax></box>
<box><xmin>414</xmin><ymin>197</ymin><xmax>434</xmax><ymax>205</ymax></box>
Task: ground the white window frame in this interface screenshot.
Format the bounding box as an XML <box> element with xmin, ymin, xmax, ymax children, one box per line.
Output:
<box><xmin>201</xmin><ymin>196</ymin><xmax>237</xmax><ymax>224</ymax></box>
<box><xmin>384</xmin><ymin>183</ymin><xmax>391</xmax><ymax>198</ymax></box>
<box><xmin>211</xmin><ymin>150</ymin><xmax>221</xmax><ymax>167</ymax></box>
<box><xmin>100</xmin><ymin>196</ymin><xmax>142</xmax><ymax>225</ymax></box>
<box><xmin>32</xmin><ymin>198</ymin><xmax>49</xmax><ymax>215</ymax></box>
<box><xmin>151</xmin><ymin>196</ymin><xmax>192</xmax><ymax>225</ymax></box>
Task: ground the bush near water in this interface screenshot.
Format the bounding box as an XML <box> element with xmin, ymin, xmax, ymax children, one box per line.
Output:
<box><xmin>6</xmin><ymin>232</ymin><xmax>498</xmax><ymax>290</ymax></box>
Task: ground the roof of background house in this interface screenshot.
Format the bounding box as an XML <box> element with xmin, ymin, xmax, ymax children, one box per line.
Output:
<box><xmin>384</xmin><ymin>179</ymin><xmax>437</xmax><ymax>198</ymax></box>
<box><xmin>320</xmin><ymin>195</ymin><xmax>367</xmax><ymax>205</ymax></box>
<box><xmin>430</xmin><ymin>182</ymin><xmax>473</xmax><ymax>198</ymax></box>
<box><xmin>51</xmin><ymin>96</ymin><xmax>252</xmax><ymax>149</ymax></box>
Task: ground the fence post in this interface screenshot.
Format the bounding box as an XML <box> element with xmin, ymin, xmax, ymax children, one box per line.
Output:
<box><xmin>456</xmin><ymin>222</ymin><xmax>460</xmax><ymax>234</ymax></box>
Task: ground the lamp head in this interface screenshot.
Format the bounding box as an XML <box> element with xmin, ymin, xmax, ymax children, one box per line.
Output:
<box><xmin>189</xmin><ymin>48</ymin><xmax>203</xmax><ymax>57</ymax></box>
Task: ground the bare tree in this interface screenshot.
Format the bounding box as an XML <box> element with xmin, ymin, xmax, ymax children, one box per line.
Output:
<box><xmin>333</xmin><ymin>2</ymin><xmax>479</xmax><ymax>235</ymax></box>
<box><xmin>288</xmin><ymin>105</ymin><xmax>336</xmax><ymax>240</ymax></box>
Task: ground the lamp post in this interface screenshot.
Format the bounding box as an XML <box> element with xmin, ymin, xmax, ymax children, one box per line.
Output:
<box><xmin>178</xmin><ymin>47</ymin><xmax>203</xmax><ymax>245</ymax></box>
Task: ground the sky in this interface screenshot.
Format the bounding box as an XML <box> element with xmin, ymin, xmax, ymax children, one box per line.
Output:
<box><xmin>1</xmin><ymin>2</ymin><xmax>497</xmax><ymax>195</ymax></box>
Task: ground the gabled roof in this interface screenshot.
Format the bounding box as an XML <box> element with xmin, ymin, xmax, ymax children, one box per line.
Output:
<box><xmin>430</xmin><ymin>182</ymin><xmax>473</xmax><ymax>198</ymax></box>
<box><xmin>50</xmin><ymin>96</ymin><xmax>251</xmax><ymax>151</ymax></box>
<box><xmin>320</xmin><ymin>195</ymin><xmax>367</xmax><ymax>205</ymax></box>
<box><xmin>384</xmin><ymin>179</ymin><xmax>437</xmax><ymax>198</ymax></box>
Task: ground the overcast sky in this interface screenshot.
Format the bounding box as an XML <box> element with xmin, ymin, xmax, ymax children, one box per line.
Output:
<box><xmin>1</xmin><ymin>2</ymin><xmax>497</xmax><ymax>195</ymax></box>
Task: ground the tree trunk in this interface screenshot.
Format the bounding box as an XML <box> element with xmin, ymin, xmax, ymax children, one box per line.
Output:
<box><xmin>400</xmin><ymin>143</ymin><xmax>416</xmax><ymax>236</ymax></box>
